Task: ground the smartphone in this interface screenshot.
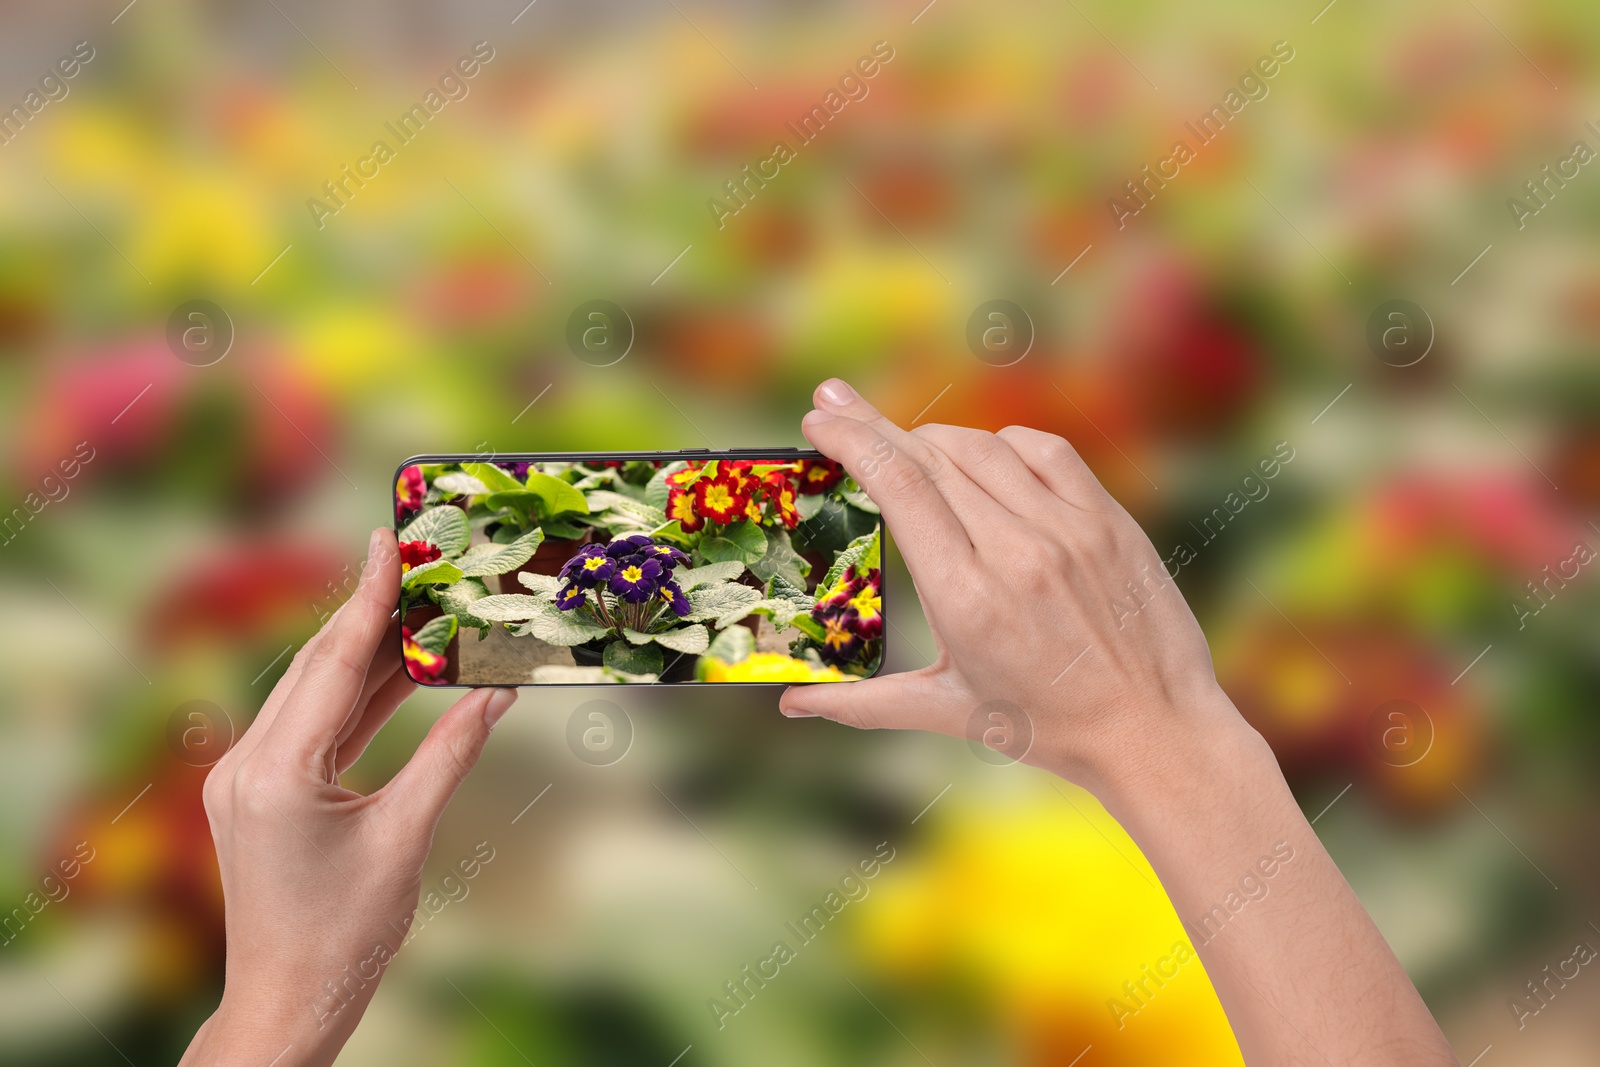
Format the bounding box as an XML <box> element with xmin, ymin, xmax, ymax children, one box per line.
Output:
<box><xmin>391</xmin><ymin>450</ymin><xmax>885</xmax><ymax>686</ymax></box>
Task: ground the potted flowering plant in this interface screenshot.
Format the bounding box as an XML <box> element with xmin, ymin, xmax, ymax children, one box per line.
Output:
<box><xmin>391</xmin><ymin>493</ymin><xmax>547</xmax><ymax>684</ymax></box>
<box><xmin>469</xmin><ymin>534</ymin><xmax>811</xmax><ymax>682</ymax></box>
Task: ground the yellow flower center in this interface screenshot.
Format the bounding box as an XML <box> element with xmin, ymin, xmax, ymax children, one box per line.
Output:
<box><xmin>622</xmin><ymin>565</ymin><xmax>643</xmax><ymax>582</ymax></box>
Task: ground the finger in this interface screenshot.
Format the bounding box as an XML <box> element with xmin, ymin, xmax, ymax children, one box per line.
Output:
<box><xmin>912</xmin><ymin>423</ymin><xmax>1057</xmax><ymax>522</ymax></box>
<box><xmin>335</xmin><ymin>665</ymin><xmax>416</xmax><ymax>776</ymax></box>
<box><xmin>813</xmin><ymin>379</ymin><xmax>997</xmax><ymax>523</ymax></box>
<box><xmin>228</xmin><ymin>597</ymin><xmax>355</xmax><ymax>765</ymax></box>
<box><xmin>801</xmin><ymin>410</ymin><xmax>974</xmax><ymax>579</ymax></box>
<box><xmin>996</xmin><ymin>426</ymin><xmax>1114</xmax><ymax>511</ymax></box>
<box><xmin>332</xmin><ymin>616</ymin><xmax>405</xmax><ymax>751</ymax></box>
<box><xmin>379</xmin><ymin>688</ymin><xmax>518</xmax><ymax>827</ymax></box>
<box><xmin>262</xmin><ymin>528</ymin><xmax>401</xmax><ymax>765</ymax></box>
<box><xmin>778</xmin><ymin>667</ymin><xmax>964</xmax><ymax>736</ymax></box>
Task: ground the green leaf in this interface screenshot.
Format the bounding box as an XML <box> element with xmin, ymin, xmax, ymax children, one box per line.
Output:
<box><xmin>432</xmin><ymin>471</ymin><xmax>491</xmax><ymax>497</ymax></box>
<box><xmin>698</xmin><ymin>520</ymin><xmax>768</xmax><ymax>565</ymax></box>
<box><xmin>401</xmin><ymin>559</ymin><xmax>463</xmax><ymax>590</ymax></box>
<box><xmin>458</xmin><ymin>462</ymin><xmax>527</xmax><ymax>493</ymax></box>
<box><xmin>455</xmin><ymin>529</ymin><xmax>545</xmax><ymax>577</ymax></box>
<box><xmin>399</xmin><ymin>506</ymin><xmax>470</xmax><ymax>556</ymax></box>
<box><xmin>644</xmin><ymin>463</ymin><xmax>686</xmax><ymax>510</ymax></box>
<box><xmin>841</xmin><ymin>485</ymin><xmax>880</xmax><ymax>514</ymax></box>
<box><xmin>605</xmin><ymin>640</ymin><xmax>663</xmax><ymax>676</ymax></box>
<box><xmin>516</xmin><ymin>572</ymin><xmax>562</xmax><ymax>595</ymax></box>
<box><xmin>683</xmin><ymin>582</ymin><xmax>763</xmax><ymax>624</ymax></box>
<box><xmin>620</xmin><ymin>628</ymin><xmax>657</xmax><ymax>646</ymax></box>
<box><xmin>766</xmin><ymin>572</ymin><xmax>810</xmax><ymax>602</ymax></box>
<box><xmin>470</xmin><ymin>594</ymin><xmax>546</xmax><ymax>621</ymax></box>
<box><xmin>678</xmin><ymin>561</ymin><xmax>746</xmax><ymax>591</ymax></box>
<box><xmin>704</xmin><ymin>626</ymin><xmax>755</xmax><ymax>664</ymax></box>
<box><xmin>861</xmin><ymin>524</ymin><xmax>882</xmax><ymax>572</ymax></box>
<box><xmin>749</xmin><ymin>526</ymin><xmax>809</xmax><ymax>589</ymax></box>
<box><xmin>652</xmin><ymin>625</ymin><xmax>710</xmax><ymax>655</ymax></box>
<box><xmin>508</xmin><ymin>601</ymin><xmax>612</xmax><ymax>646</ymax></box>
<box><xmin>410</xmin><ymin>614</ymin><xmax>457</xmax><ymax>654</ymax></box>
<box><xmin>585</xmin><ymin>490</ymin><xmax>668</xmax><ymax>529</ymax></box>
<box><xmin>821</xmin><ymin>526</ymin><xmax>882</xmax><ymax>591</ymax></box>
<box><xmin>524</xmin><ymin>471</ymin><xmax>590</xmax><ymax>517</ymax></box>
<box><xmin>437</xmin><ymin>577</ymin><xmax>493</xmax><ymax>632</ymax></box>
<box><xmin>542</xmin><ymin>520</ymin><xmax>588</xmax><ymax>539</ymax></box>
<box><xmin>751</xmin><ymin>597</ymin><xmax>810</xmax><ymax>631</ymax></box>
<box><xmin>790</xmin><ymin>615</ymin><xmax>826</xmax><ymax>642</ymax></box>
<box><xmin>795</xmin><ymin>499</ymin><xmax>878</xmax><ymax>556</ymax></box>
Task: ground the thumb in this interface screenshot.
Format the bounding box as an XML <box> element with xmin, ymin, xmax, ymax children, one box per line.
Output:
<box><xmin>778</xmin><ymin>667</ymin><xmax>963</xmax><ymax>734</ymax></box>
<box><xmin>382</xmin><ymin>687</ymin><xmax>518</xmax><ymax>825</ymax></box>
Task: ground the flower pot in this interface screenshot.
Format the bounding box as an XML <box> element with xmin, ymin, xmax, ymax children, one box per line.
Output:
<box><xmin>571</xmin><ymin>636</ymin><xmax>701</xmax><ymax>682</ymax></box>
<box><xmin>403</xmin><ymin>605</ymin><xmax>460</xmax><ymax>685</ymax></box>
<box><xmin>497</xmin><ymin>528</ymin><xmax>595</xmax><ymax>594</ymax></box>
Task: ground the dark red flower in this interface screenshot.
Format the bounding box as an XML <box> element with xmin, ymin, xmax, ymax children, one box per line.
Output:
<box><xmin>796</xmin><ymin>458</ymin><xmax>844</xmax><ymax>495</ymax></box>
<box><xmin>399</xmin><ymin>540</ymin><xmax>442</xmax><ymax>572</ymax></box>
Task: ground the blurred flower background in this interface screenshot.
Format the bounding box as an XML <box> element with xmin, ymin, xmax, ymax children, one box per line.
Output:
<box><xmin>1</xmin><ymin>0</ymin><xmax>1597</xmax><ymax>1063</ymax></box>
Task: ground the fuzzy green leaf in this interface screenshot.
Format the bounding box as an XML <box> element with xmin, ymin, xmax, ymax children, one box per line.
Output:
<box><xmin>683</xmin><ymin>582</ymin><xmax>763</xmax><ymax>624</ymax></box>
<box><xmin>503</xmin><ymin>601</ymin><xmax>611</xmax><ymax>646</ymax></box>
<box><xmin>585</xmin><ymin>490</ymin><xmax>667</xmax><ymax>530</ymax></box>
<box><xmin>437</xmin><ymin>577</ymin><xmax>493</xmax><ymax>632</ymax></box>
<box><xmin>399</xmin><ymin>506</ymin><xmax>471</xmax><ymax>556</ymax></box>
<box><xmin>704</xmin><ymin>626</ymin><xmax>754</xmax><ymax>664</ymax></box>
<box><xmin>604</xmin><ymin>640</ymin><xmax>663</xmax><ymax>676</ymax></box>
<box><xmin>410</xmin><ymin>613</ymin><xmax>457</xmax><ymax>654</ymax></box>
<box><xmin>652</xmin><ymin>625</ymin><xmax>710</xmax><ymax>655</ymax></box>
<box><xmin>432</xmin><ymin>471</ymin><xmax>491</xmax><ymax>497</ymax></box>
<box><xmin>677</xmin><ymin>561</ymin><xmax>746</xmax><ymax>591</ymax></box>
<box><xmin>749</xmin><ymin>526</ymin><xmax>809</xmax><ymax>589</ymax></box>
<box><xmin>458</xmin><ymin>462</ymin><xmax>526</xmax><ymax>493</ymax></box>
<box><xmin>790</xmin><ymin>615</ymin><xmax>826</xmax><ymax>642</ymax></box>
<box><xmin>821</xmin><ymin>526</ymin><xmax>882</xmax><ymax>591</ymax></box>
<box><xmin>516</xmin><ymin>571</ymin><xmax>563</xmax><ymax>595</ymax></box>
<box><xmin>401</xmin><ymin>558</ymin><xmax>463</xmax><ymax>590</ymax></box>
<box><xmin>698</xmin><ymin>519</ymin><xmax>768</xmax><ymax>565</ymax></box>
<box><xmin>455</xmin><ymin>529</ymin><xmax>545</xmax><ymax>577</ymax></box>
<box><xmin>751</xmin><ymin>597</ymin><xmax>810</xmax><ymax>631</ymax></box>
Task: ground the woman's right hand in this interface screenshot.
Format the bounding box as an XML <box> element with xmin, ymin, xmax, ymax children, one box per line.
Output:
<box><xmin>778</xmin><ymin>377</ymin><xmax>1253</xmax><ymax>797</ymax></box>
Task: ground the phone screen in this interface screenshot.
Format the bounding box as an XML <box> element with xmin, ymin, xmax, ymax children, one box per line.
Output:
<box><xmin>392</xmin><ymin>452</ymin><xmax>884</xmax><ymax>685</ymax></box>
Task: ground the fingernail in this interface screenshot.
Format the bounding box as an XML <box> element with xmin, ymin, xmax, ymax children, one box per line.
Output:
<box><xmin>781</xmin><ymin>705</ymin><xmax>819</xmax><ymax>718</ymax></box>
<box><xmin>484</xmin><ymin>688</ymin><xmax>518</xmax><ymax>730</ymax></box>
<box><xmin>361</xmin><ymin>528</ymin><xmax>384</xmax><ymax>582</ymax></box>
<box><xmin>817</xmin><ymin>378</ymin><xmax>857</xmax><ymax>409</ymax></box>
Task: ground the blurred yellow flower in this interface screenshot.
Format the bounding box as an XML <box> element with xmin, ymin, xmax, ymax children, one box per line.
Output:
<box><xmin>700</xmin><ymin>651</ymin><xmax>855</xmax><ymax>682</ymax></box>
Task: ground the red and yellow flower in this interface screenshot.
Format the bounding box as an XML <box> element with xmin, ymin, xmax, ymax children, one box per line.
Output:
<box><xmin>795</xmin><ymin>458</ymin><xmax>845</xmax><ymax>495</ymax></box>
<box><xmin>395</xmin><ymin>465</ymin><xmax>426</xmax><ymax>521</ymax></box>
<box><xmin>810</xmin><ymin>567</ymin><xmax>883</xmax><ymax>667</ymax></box>
<box><xmin>762</xmin><ymin>472</ymin><xmax>800</xmax><ymax>529</ymax></box>
<box><xmin>693</xmin><ymin>472</ymin><xmax>749</xmax><ymax>525</ymax></box>
<box><xmin>666</xmin><ymin>486</ymin><xmax>706</xmax><ymax>532</ymax></box>
<box><xmin>398</xmin><ymin>540</ymin><xmax>441</xmax><ymax>573</ymax></box>
<box><xmin>401</xmin><ymin>625</ymin><xmax>447</xmax><ymax>680</ymax></box>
